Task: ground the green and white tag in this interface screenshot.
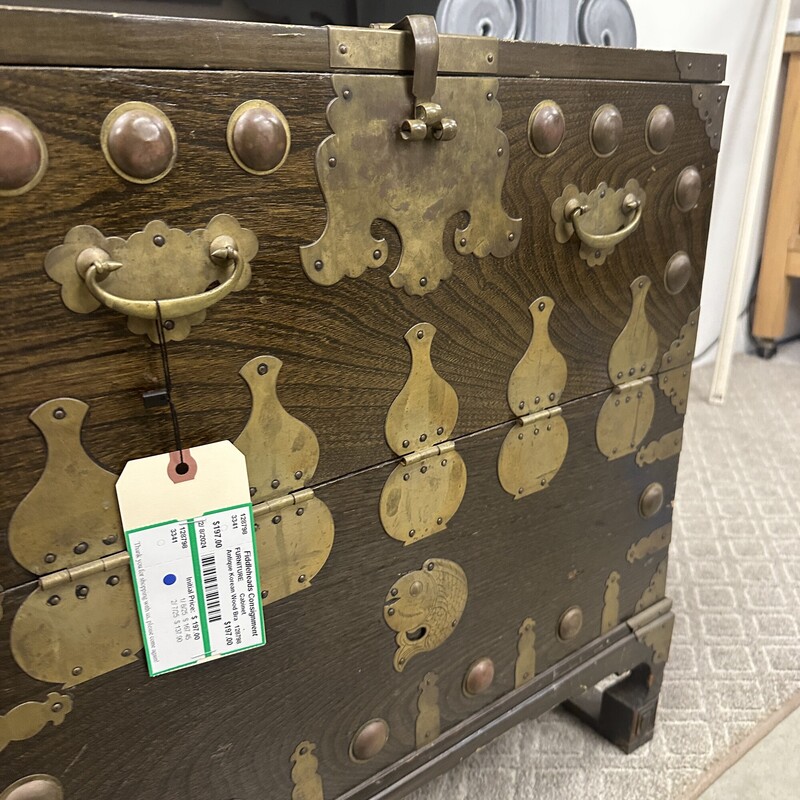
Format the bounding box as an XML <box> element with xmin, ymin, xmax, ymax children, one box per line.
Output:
<box><xmin>116</xmin><ymin>441</ymin><xmax>265</xmax><ymax>677</ymax></box>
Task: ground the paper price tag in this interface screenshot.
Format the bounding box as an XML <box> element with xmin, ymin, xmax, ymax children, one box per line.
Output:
<box><xmin>116</xmin><ymin>441</ymin><xmax>265</xmax><ymax>676</ymax></box>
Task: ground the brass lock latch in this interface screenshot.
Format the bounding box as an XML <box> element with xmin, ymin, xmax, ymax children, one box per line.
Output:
<box><xmin>393</xmin><ymin>16</ymin><xmax>457</xmax><ymax>141</ymax></box>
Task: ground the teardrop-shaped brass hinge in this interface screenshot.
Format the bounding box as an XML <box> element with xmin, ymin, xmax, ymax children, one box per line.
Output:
<box><xmin>596</xmin><ymin>278</ymin><xmax>657</xmax><ymax>460</ymax></box>
<box><xmin>415</xmin><ymin>671</ymin><xmax>441</xmax><ymax>748</ymax></box>
<box><xmin>380</xmin><ymin>323</ymin><xmax>467</xmax><ymax>544</ymax></box>
<box><xmin>658</xmin><ymin>306</ymin><xmax>699</xmax><ymax>415</ymax></box>
<box><xmin>8</xmin><ymin>398</ymin><xmax>123</xmax><ymax>575</ymax></box>
<box><xmin>514</xmin><ymin>617</ymin><xmax>536</xmax><ymax>688</ymax></box>
<box><xmin>498</xmin><ymin>297</ymin><xmax>569</xmax><ymax>499</ymax></box>
<box><xmin>234</xmin><ymin>355</ymin><xmax>334</xmax><ymax>605</ymax></box>
<box><xmin>0</xmin><ymin>692</ymin><xmax>73</xmax><ymax>753</ymax></box>
<box><xmin>383</xmin><ymin>558</ymin><xmax>468</xmax><ymax>672</ymax></box>
<box><xmin>290</xmin><ymin>741</ymin><xmax>324</xmax><ymax>800</ymax></box>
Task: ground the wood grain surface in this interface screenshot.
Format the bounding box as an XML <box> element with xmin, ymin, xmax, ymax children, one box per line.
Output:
<box><xmin>0</xmin><ymin>6</ymin><xmax>726</xmax><ymax>83</ymax></box>
<box><xmin>0</xmin><ymin>377</ymin><xmax>683</xmax><ymax>799</ymax></box>
<box><xmin>0</xmin><ymin>67</ymin><xmax>717</xmax><ymax>589</ymax></box>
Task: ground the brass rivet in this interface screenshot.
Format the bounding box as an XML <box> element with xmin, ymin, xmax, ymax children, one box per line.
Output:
<box><xmin>0</xmin><ymin>775</ymin><xmax>64</xmax><ymax>800</ymax></box>
<box><xmin>51</xmin><ymin>703</ymin><xmax>63</xmax><ymax>713</ymax></box>
<box><xmin>350</xmin><ymin>718</ymin><xmax>390</xmax><ymax>762</ymax></box>
<box><xmin>71</xmin><ymin>666</ymin><xmax>83</xmax><ymax>676</ymax></box>
<box><xmin>44</xmin><ymin>553</ymin><xmax>56</xmax><ymax>564</ymax></box>
<box><xmin>459</xmin><ymin>237</ymin><xmax>467</xmax><ymax>247</ymax></box>
<box><xmin>296</xmin><ymin>507</ymin><xmax>305</xmax><ymax>516</ymax></box>
<box><xmin>403</xmin><ymin>473</ymin><xmax>410</xmax><ymax>481</ymax></box>
<box><xmin>427</xmin><ymin>561</ymin><xmax>435</xmax><ymax>571</ymax></box>
<box><xmin>416</xmin><ymin>330</ymin><xmax>424</xmax><ymax>339</ymax></box>
<box><xmin>342</xmin><ymin>89</ymin><xmax>352</xmax><ymax>100</ymax></box>
<box><xmin>121</xmin><ymin>648</ymin><xmax>132</xmax><ymax>657</ymax></box>
<box><xmin>590</xmin><ymin>104</ymin><xmax>623</xmax><ymax>157</ymax></box>
<box><xmin>519</xmin><ymin>401</ymin><xmax>525</xmax><ymax>409</ymax></box>
<box><xmin>409</xmin><ymin>529</ymin><xmax>416</xmax><ymax>537</ymax></box>
<box><xmin>0</xmin><ymin>107</ymin><xmax>48</xmax><ymax>196</ymax></box>
<box><xmin>420</xmin><ymin>276</ymin><xmax>428</xmax><ymax>286</ymax></box>
<box><xmin>75</xmin><ymin>585</ymin><xmax>89</xmax><ymax>599</ymax></box>
<box><xmin>534</xmin><ymin>396</ymin><xmax>540</xmax><ymax>404</ymax></box>
<box><xmin>420</xmin><ymin>433</ymin><xmax>427</xmax><ymax>442</ymax></box>
<box><xmin>249</xmin><ymin>486</ymin><xmax>257</xmax><ymax>497</ymax></box>
<box><xmin>107</xmin><ymin>575</ymin><xmax>120</xmax><ymax>586</ymax></box>
<box><xmin>402</xmin><ymin>439</ymin><xmax>410</xmax><ymax>448</ymax></box>
<box><xmin>294</xmin><ymin>470</ymin><xmax>303</xmax><ymax>479</ymax></box>
<box><xmin>52</xmin><ymin>407</ymin><xmax>66</xmax><ymax>420</ymax></box>
<box><xmin>271</xmin><ymin>479</ymin><xmax>280</xmax><ymax>488</ymax></box>
<box><xmin>487</xmin><ymin>53</ymin><xmax>494</xmax><ymax>63</ymax></box>
<box><xmin>664</xmin><ymin>251</ymin><xmax>692</xmax><ymax>295</ymax></box>
<box><xmin>558</xmin><ymin>606</ymin><xmax>583</xmax><ymax>641</ymax></box>
<box><xmin>101</xmin><ymin>101</ymin><xmax>176</xmax><ymax>184</ymax></box>
<box><xmin>390</xmin><ymin>588</ymin><xmax>398</xmax><ymax>596</ymax></box>
<box><xmin>441</xmin><ymin>459</ymin><xmax>447</xmax><ymax>467</ymax></box>
<box><xmin>261</xmin><ymin>589</ymin><xmax>268</xmax><ymax>599</ymax></box>
<box><xmin>339</xmin><ymin>43</ymin><xmax>348</xmax><ymax>54</ymax></box>
<box><xmin>420</xmin><ymin>466</ymin><xmax>428</xmax><ymax>474</ymax></box>
<box><xmin>538</xmin><ymin>301</ymin><xmax>546</xmax><ymax>311</ymax></box>
<box><xmin>163</xmin><ymin>320</ymin><xmax>175</xmax><ymax>331</ymax></box>
<box><xmin>272</xmin><ymin>515</ymin><xmax>281</xmax><ymax>524</ymax></box>
<box><xmin>373</xmin><ymin>249</ymin><xmax>382</xmax><ymax>260</ymax></box>
<box><xmin>436</xmin><ymin>426</ymin><xmax>444</xmax><ymax>435</ymax></box>
<box><xmin>518</xmin><ymin>433</ymin><xmax>524</xmax><ymax>440</ymax></box>
<box><xmin>639</xmin><ymin>482</ymin><xmax>664</xmax><ymax>518</ymax></box>
<box><xmin>487</xmin><ymin>92</ymin><xmax>494</xmax><ymax>101</ymax></box>
<box><xmin>463</xmin><ymin>657</ymin><xmax>495</xmax><ymax>696</ymax></box>
<box><xmin>258</xmin><ymin>362</ymin><xmax>269</xmax><ymax>375</ymax></box>
<box><xmin>387</xmin><ymin>607</ymin><xmax>395</xmax><ymax>616</ymax></box>
<box><xmin>47</xmin><ymin>595</ymin><xmax>60</xmax><ymax>606</ymax></box>
<box><xmin>674</xmin><ymin>166</ymin><xmax>702</xmax><ymax>212</ymax></box>
<box><xmin>508</xmin><ymin>232</ymin><xmax>515</xmax><ymax>241</ymax></box>
<box><xmin>549</xmin><ymin>392</ymin><xmax>556</xmax><ymax>400</ymax></box>
<box><xmin>153</xmin><ymin>234</ymin><xmax>166</xmax><ymax>247</ymax></box>
<box><xmin>328</xmin><ymin>156</ymin><xmax>337</xmax><ymax>168</ymax></box>
<box><xmin>646</xmin><ymin>105</ymin><xmax>675</xmax><ymax>154</ymax></box>
<box><xmin>314</xmin><ymin>259</ymin><xmax>324</xmax><ymax>271</ymax></box>
<box><xmin>436</xmin><ymin>517</ymin><xmax>443</xmax><ymax>525</ymax></box>
<box><xmin>497</xmin><ymin>147</ymin><xmax>503</xmax><ymax>156</ymax></box>
<box><xmin>298</xmin><ymin>574</ymin><xmax>306</xmax><ymax>583</ymax></box>
<box><xmin>102</xmin><ymin>534</ymin><xmax>117</xmax><ymax>545</ymax></box>
<box><xmin>528</xmin><ymin>100</ymin><xmax>565</xmax><ymax>157</ymax></box>
<box><xmin>73</xmin><ymin>542</ymin><xmax>88</xmax><ymax>555</ymax></box>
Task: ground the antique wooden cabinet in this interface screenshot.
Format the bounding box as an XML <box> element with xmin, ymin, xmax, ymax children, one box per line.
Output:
<box><xmin>0</xmin><ymin>7</ymin><xmax>726</xmax><ymax>800</ymax></box>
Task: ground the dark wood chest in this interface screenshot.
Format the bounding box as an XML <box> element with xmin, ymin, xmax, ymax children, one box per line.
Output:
<box><xmin>0</xmin><ymin>8</ymin><xmax>726</xmax><ymax>800</ymax></box>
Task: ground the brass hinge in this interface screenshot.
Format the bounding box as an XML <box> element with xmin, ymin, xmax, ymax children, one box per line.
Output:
<box><xmin>518</xmin><ymin>406</ymin><xmax>563</xmax><ymax>428</ymax></box>
<box><xmin>39</xmin><ymin>550</ymin><xmax>130</xmax><ymax>591</ymax></box>
<box><xmin>253</xmin><ymin>487</ymin><xmax>315</xmax><ymax>516</ymax></box>
<box><xmin>401</xmin><ymin>440</ymin><xmax>455</xmax><ymax>466</ymax></box>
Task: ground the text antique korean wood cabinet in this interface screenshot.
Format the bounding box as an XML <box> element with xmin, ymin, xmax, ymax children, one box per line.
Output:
<box><xmin>0</xmin><ymin>8</ymin><xmax>725</xmax><ymax>800</ymax></box>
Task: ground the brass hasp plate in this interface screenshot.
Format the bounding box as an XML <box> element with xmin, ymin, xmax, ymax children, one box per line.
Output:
<box><xmin>290</xmin><ymin>741</ymin><xmax>324</xmax><ymax>800</ymax></box>
<box><xmin>384</xmin><ymin>558</ymin><xmax>467</xmax><ymax>672</ymax></box>
<box><xmin>300</xmin><ymin>74</ymin><xmax>520</xmax><ymax>295</ymax></box>
<box><xmin>45</xmin><ymin>214</ymin><xmax>257</xmax><ymax>341</ymax></box>
<box><xmin>551</xmin><ymin>180</ymin><xmax>645</xmax><ymax>266</ymax></box>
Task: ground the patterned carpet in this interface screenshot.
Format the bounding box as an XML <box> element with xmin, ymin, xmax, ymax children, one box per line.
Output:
<box><xmin>410</xmin><ymin>342</ymin><xmax>800</xmax><ymax>800</ymax></box>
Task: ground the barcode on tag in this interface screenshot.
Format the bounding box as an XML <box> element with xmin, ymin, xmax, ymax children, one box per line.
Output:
<box><xmin>125</xmin><ymin>502</ymin><xmax>265</xmax><ymax>676</ymax></box>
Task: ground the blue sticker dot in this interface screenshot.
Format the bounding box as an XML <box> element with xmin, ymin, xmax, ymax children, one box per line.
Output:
<box><xmin>163</xmin><ymin>573</ymin><xmax>177</xmax><ymax>586</ymax></box>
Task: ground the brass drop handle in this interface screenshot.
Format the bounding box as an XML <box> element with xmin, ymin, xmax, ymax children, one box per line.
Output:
<box><xmin>564</xmin><ymin>192</ymin><xmax>643</xmax><ymax>251</ymax></box>
<box><xmin>75</xmin><ymin>235</ymin><xmax>244</xmax><ymax>321</ymax></box>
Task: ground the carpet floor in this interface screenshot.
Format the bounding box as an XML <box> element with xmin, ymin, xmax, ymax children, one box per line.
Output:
<box><xmin>409</xmin><ymin>341</ymin><xmax>800</xmax><ymax>800</ymax></box>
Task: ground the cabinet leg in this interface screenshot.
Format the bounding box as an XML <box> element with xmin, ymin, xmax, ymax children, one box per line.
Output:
<box><xmin>754</xmin><ymin>337</ymin><xmax>778</xmax><ymax>359</ymax></box>
<box><xmin>563</xmin><ymin>612</ymin><xmax>673</xmax><ymax>753</ymax></box>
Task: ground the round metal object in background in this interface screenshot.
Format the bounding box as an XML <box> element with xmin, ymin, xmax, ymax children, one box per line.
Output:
<box><xmin>0</xmin><ymin>107</ymin><xmax>48</xmax><ymax>196</ymax></box>
<box><xmin>557</xmin><ymin>606</ymin><xmax>584</xmax><ymax>641</ymax></box>
<box><xmin>436</xmin><ymin>0</ymin><xmax>529</xmax><ymax>39</ymax></box>
<box><xmin>646</xmin><ymin>104</ymin><xmax>675</xmax><ymax>154</ymax></box>
<box><xmin>528</xmin><ymin>100</ymin><xmax>565</xmax><ymax>157</ymax></box>
<box><xmin>664</xmin><ymin>251</ymin><xmax>692</xmax><ymax>295</ymax></box>
<box><xmin>577</xmin><ymin>0</ymin><xmax>637</xmax><ymax>47</ymax></box>
<box><xmin>101</xmin><ymin>101</ymin><xmax>177</xmax><ymax>184</ymax></box>
<box><xmin>590</xmin><ymin>104</ymin><xmax>622</xmax><ymax>157</ymax></box>
<box><xmin>463</xmin><ymin>657</ymin><xmax>496</xmax><ymax>696</ymax></box>
<box><xmin>639</xmin><ymin>482</ymin><xmax>665</xmax><ymax>518</ymax></box>
<box><xmin>674</xmin><ymin>166</ymin><xmax>702</xmax><ymax>212</ymax></box>
<box><xmin>350</xmin><ymin>718</ymin><xmax>390</xmax><ymax>762</ymax></box>
<box><xmin>0</xmin><ymin>775</ymin><xmax>64</xmax><ymax>800</ymax></box>
<box><xmin>227</xmin><ymin>100</ymin><xmax>291</xmax><ymax>175</ymax></box>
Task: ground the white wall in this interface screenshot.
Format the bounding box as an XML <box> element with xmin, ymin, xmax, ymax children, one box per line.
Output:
<box><xmin>629</xmin><ymin>0</ymin><xmax>799</xmax><ymax>358</ymax></box>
